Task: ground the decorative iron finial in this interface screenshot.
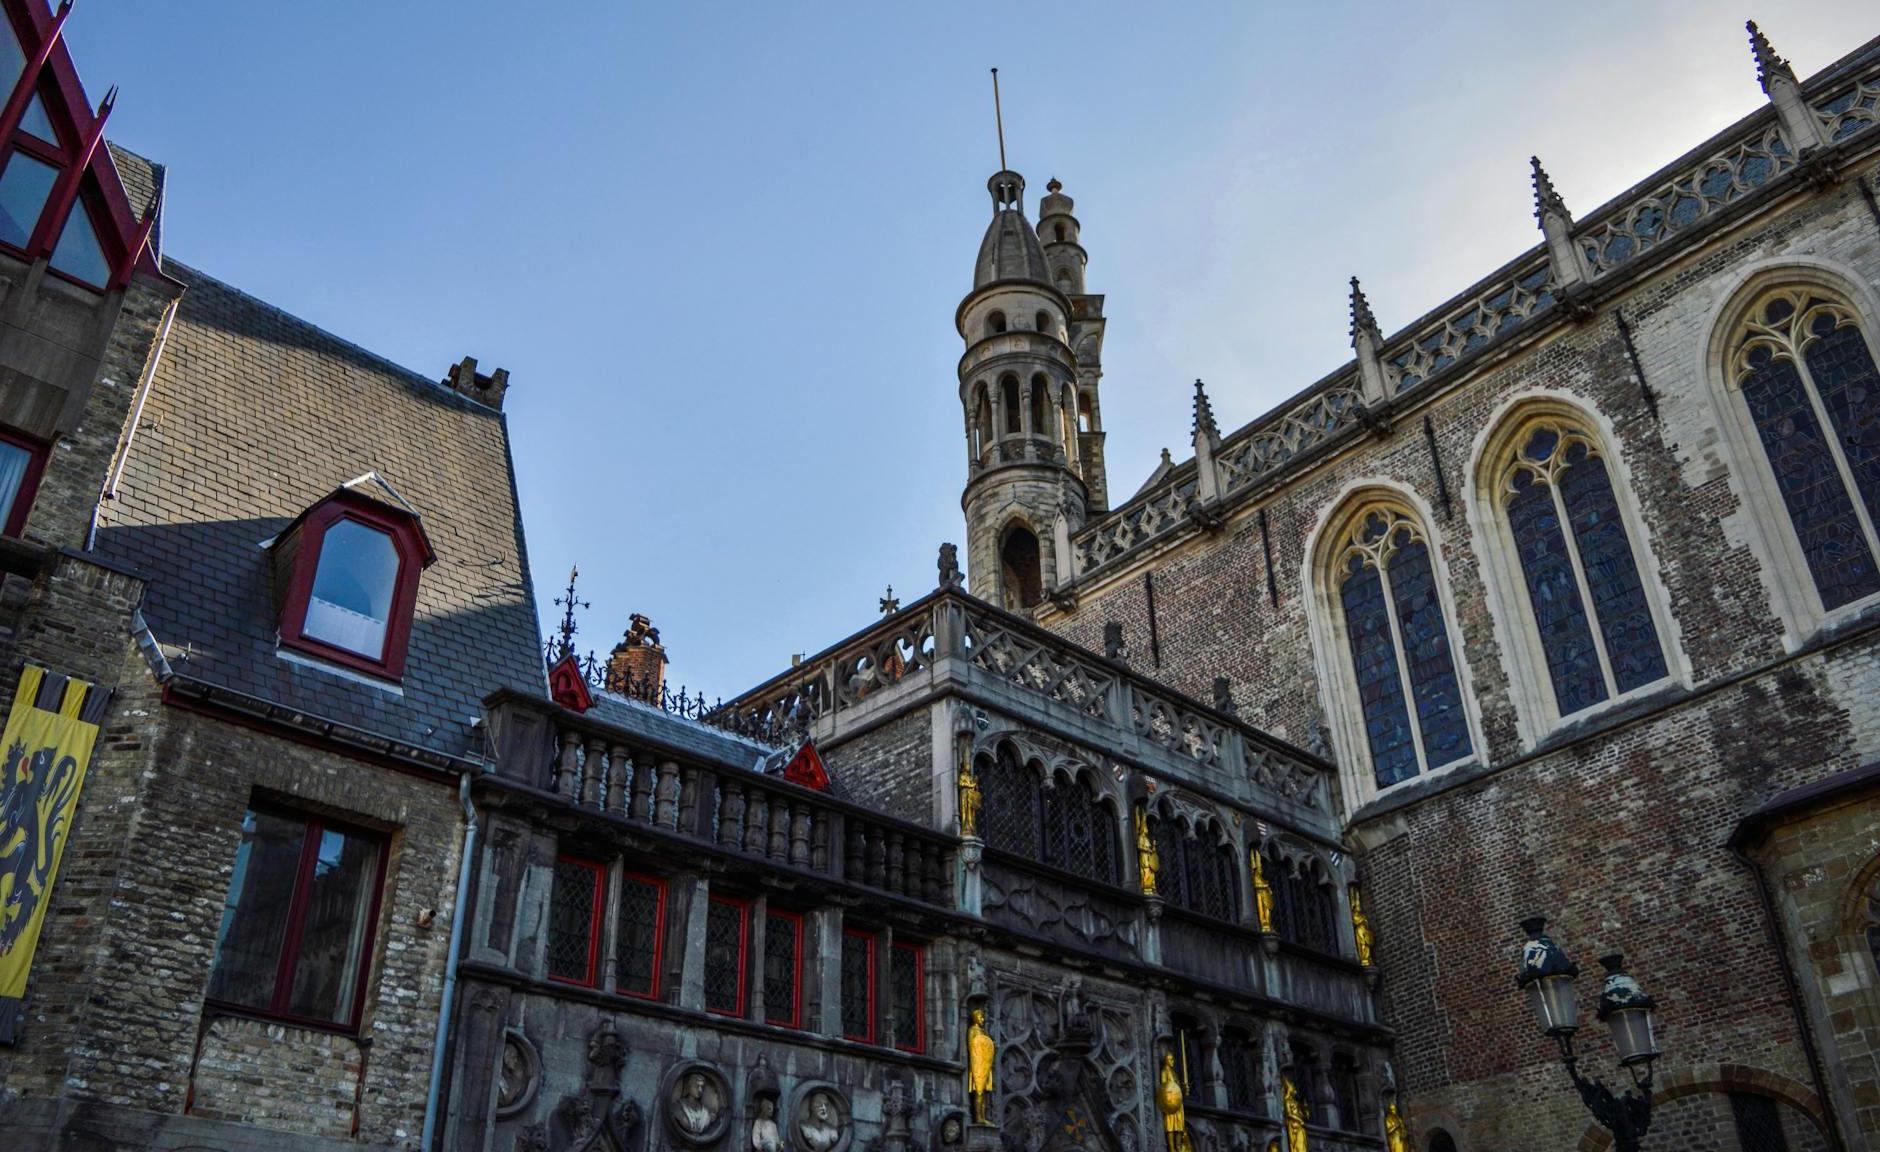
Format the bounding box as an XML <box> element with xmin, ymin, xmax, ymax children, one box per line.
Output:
<box><xmin>1746</xmin><ymin>20</ymin><xmax>1796</xmax><ymax>93</ymax></box>
<box><xmin>1191</xmin><ymin>379</ymin><xmax>1218</xmax><ymax>441</ymax></box>
<box><xmin>1349</xmin><ymin>276</ymin><xmax>1381</xmax><ymax>346</ymax></box>
<box><xmin>553</xmin><ymin>565</ymin><xmax>589</xmax><ymax>659</ymax></box>
<box><xmin>1531</xmin><ymin>156</ymin><xmax>1570</xmax><ymax>225</ymax></box>
<box><xmin>879</xmin><ymin>585</ymin><xmax>901</xmax><ymax>615</ymax></box>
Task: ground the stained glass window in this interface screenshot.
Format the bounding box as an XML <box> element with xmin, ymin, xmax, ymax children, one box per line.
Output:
<box><xmin>546</xmin><ymin>857</ymin><xmax>602</xmax><ymax>987</ymax></box>
<box><xmin>615</xmin><ymin>873</ymin><xmax>664</xmax><ymax>998</ymax></box>
<box><xmin>1499</xmin><ymin>422</ymin><xmax>1667</xmax><ymax>718</ymax></box>
<box><xmin>763</xmin><ymin>910</ymin><xmax>801</xmax><ymax>1027</ymax></box>
<box><xmin>703</xmin><ymin>896</ymin><xmax>747</xmax><ymax>1016</ymax></box>
<box><xmin>1335</xmin><ymin>508</ymin><xmax>1471</xmax><ymax>788</ymax></box>
<box><xmin>889</xmin><ymin>942</ymin><xmax>923</xmax><ymax>1052</ymax></box>
<box><xmin>841</xmin><ymin>929</ymin><xmax>875</xmax><ymax>1042</ymax></box>
<box><xmin>1735</xmin><ymin>290</ymin><xmax>1880</xmax><ymax>612</ymax></box>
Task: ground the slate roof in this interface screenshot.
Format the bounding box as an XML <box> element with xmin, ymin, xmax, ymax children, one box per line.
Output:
<box><xmin>95</xmin><ymin>261</ymin><xmax>545</xmax><ymax>763</ymax></box>
<box><xmin>104</xmin><ymin>142</ymin><xmax>163</xmax><ymax>263</ymax></box>
<box><xmin>582</xmin><ymin>689</ymin><xmax>775</xmax><ymax>771</ymax></box>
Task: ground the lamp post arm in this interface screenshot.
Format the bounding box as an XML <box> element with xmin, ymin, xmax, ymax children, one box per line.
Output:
<box><xmin>1554</xmin><ymin>1044</ymin><xmax>1653</xmax><ymax>1152</ymax></box>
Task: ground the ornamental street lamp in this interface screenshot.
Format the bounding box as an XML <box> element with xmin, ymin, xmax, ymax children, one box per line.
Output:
<box><xmin>1514</xmin><ymin>917</ymin><xmax>1658</xmax><ymax>1152</ymax></box>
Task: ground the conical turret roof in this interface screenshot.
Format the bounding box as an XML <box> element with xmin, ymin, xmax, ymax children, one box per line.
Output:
<box><xmin>973</xmin><ymin>170</ymin><xmax>1051</xmax><ymax>290</ymax></box>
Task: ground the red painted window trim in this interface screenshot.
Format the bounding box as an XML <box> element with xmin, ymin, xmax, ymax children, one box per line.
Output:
<box><xmin>203</xmin><ymin>806</ymin><xmax>389</xmax><ymax>1036</ymax></box>
<box><xmin>0</xmin><ymin>425</ymin><xmax>47</xmax><ymax>538</ymax></box>
<box><xmin>277</xmin><ymin>493</ymin><xmax>428</xmax><ymax>681</ymax></box>
<box><xmin>705</xmin><ymin>894</ymin><xmax>750</xmax><ymax>1017</ymax></box>
<box><xmin>763</xmin><ymin>908</ymin><xmax>804</xmax><ymax>1029</ymax></box>
<box><xmin>841</xmin><ymin>927</ymin><xmax>876</xmax><ymax>1044</ymax></box>
<box><xmin>548</xmin><ymin>855</ymin><xmax>606</xmax><ymax>989</ymax></box>
<box><xmin>615</xmin><ymin>871</ymin><xmax>666</xmax><ymax>1000</ymax></box>
<box><xmin>891</xmin><ymin>940</ymin><xmax>925</xmax><ymax>1053</ymax></box>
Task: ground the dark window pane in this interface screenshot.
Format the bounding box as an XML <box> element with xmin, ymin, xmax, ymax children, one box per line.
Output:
<box><xmin>305</xmin><ymin>518</ymin><xmax>401</xmax><ymax>658</ymax></box>
<box><xmin>0</xmin><ymin>153</ymin><xmax>59</xmax><ymax>249</ymax></box>
<box><xmin>840</xmin><ymin>932</ymin><xmax>873</xmax><ymax>1041</ymax></box>
<box><xmin>1387</xmin><ymin>538</ymin><xmax>1472</xmax><ymax>766</ymax></box>
<box><xmin>1220</xmin><ymin>1029</ymin><xmax>1262</xmax><ymax>1112</ymax></box>
<box><xmin>284</xmin><ymin>826</ymin><xmax>380</xmax><ymax>1023</ymax></box>
<box><xmin>1729</xmin><ymin>1092</ymin><xmax>1789</xmax><ymax>1152</ymax></box>
<box><xmin>1508</xmin><ymin>472</ymin><xmax>1606</xmax><ymax>714</ymax></box>
<box><xmin>703</xmin><ymin>899</ymin><xmax>745</xmax><ymax>1015</ymax></box>
<box><xmin>889</xmin><ymin>944</ymin><xmax>921</xmax><ymax>1051</ymax></box>
<box><xmin>982</xmin><ymin>748</ymin><xmax>1040</xmax><ymax>859</ymax></box>
<box><xmin>50</xmin><ymin>197</ymin><xmax>109</xmax><ymax>287</ymax></box>
<box><xmin>0</xmin><ymin>437</ymin><xmax>34</xmax><ymax>532</ymax></box>
<box><xmin>763</xmin><ymin>912</ymin><xmax>799</xmax><ymax>1026</ymax></box>
<box><xmin>546</xmin><ymin>858</ymin><xmax>598</xmax><ymax>984</ymax></box>
<box><xmin>1806</xmin><ymin>319</ymin><xmax>1880</xmax><ymax>547</ymax></box>
<box><xmin>207</xmin><ymin>810</ymin><xmax>305</xmax><ymax>1011</ymax></box>
<box><xmin>1152</xmin><ymin>817</ymin><xmax>1188</xmax><ymax>910</ymax></box>
<box><xmin>615</xmin><ymin>875</ymin><xmax>662</xmax><ymax>997</ymax></box>
<box><xmin>1743</xmin><ymin>350</ymin><xmax>1880</xmax><ymax>608</ymax></box>
<box><xmin>1341</xmin><ymin>559</ymin><xmax>1418</xmax><ymax>788</ymax></box>
<box><xmin>20</xmin><ymin>92</ymin><xmax>56</xmax><ymax>144</ymax></box>
<box><xmin>1559</xmin><ymin>445</ymin><xmax>1667</xmax><ymax>694</ymax></box>
<box><xmin>1331</xmin><ymin>1057</ymin><xmax>1362</xmax><ymax>1133</ymax></box>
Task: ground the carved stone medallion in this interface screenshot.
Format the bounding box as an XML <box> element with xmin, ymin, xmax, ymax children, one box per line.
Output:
<box><xmin>663</xmin><ymin>1062</ymin><xmax>732</xmax><ymax>1147</ymax></box>
<box><xmin>496</xmin><ymin>1028</ymin><xmax>542</xmax><ymax>1117</ymax></box>
<box><xmin>788</xmin><ymin>1083</ymin><xmax>852</xmax><ymax>1152</ymax></box>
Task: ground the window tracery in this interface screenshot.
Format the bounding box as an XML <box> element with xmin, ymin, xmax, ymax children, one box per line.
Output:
<box><xmin>1266</xmin><ymin>845</ymin><xmax>1340</xmax><ymax>956</ymax></box>
<box><xmin>1327</xmin><ymin>503</ymin><xmax>1472</xmax><ymax>788</ymax></box>
<box><xmin>1153</xmin><ymin>813</ymin><xmax>1238</xmax><ymax>921</ymax></box>
<box><xmin>1494</xmin><ymin>417</ymin><xmax>1668</xmax><ymax>717</ymax></box>
<box><xmin>977</xmin><ymin>742</ymin><xmax>1119</xmax><ymax>886</ymax></box>
<box><xmin>1729</xmin><ymin>286</ymin><xmax>1880</xmax><ymax>613</ymax></box>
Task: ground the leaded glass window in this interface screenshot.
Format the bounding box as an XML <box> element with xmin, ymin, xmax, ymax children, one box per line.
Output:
<box><xmin>841</xmin><ymin>929</ymin><xmax>875</xmax><ymax>1041</ymax></box>
<box><xmin>981</xmin><ymin>746</ymin><xmax>1041</xmax><ymax>858</ymax></box>
<box><xmin>1220</xmin><ymin>1027</ymin><xmax>1263</xmax><ymax>1113</ymax></box>
<box><xmin>615</xmin><ymin>873</ymin><xmax>664</xmax><ymax>998</ymax></box>
<box><xmin>983</xmin><ymin>748</ymin><xmax>1119</xmax><ymax>887</ymax></box>
<box><xmin>889</xmin><ymin>942</ymin><xmax>923</xmax><ymax>1052</ymax></box>
<box><xmin>1041</xmin><ymin>772</ymin><xmax>1120</xmax><ymax>884</ymax></box>
<box><xmin>1499</xmin><ymin>421</ymin><xmax>1668</xmax><ymax>717</ymax></box>
<box><xmin>547</xmin><ymin>857</ymin><xmax>602</xmax><ymax>986</ymax></box>
<box><xmin>1154</xmin><ymin>816</ymin><xmax>1238</xmax><ymax>922</ymax></box>
<box><xmin>1733</xmin><ymin>289</ymin><xmax>1880</xmax><ymax>612</ymax></box>
<box><xmin>1269</xmin><ymin>850</ymin><xmax>1340</xmax><ymax>955</ymax></box>
<box><xmin>1334</xmin><ymin>507</ymin><xmax>1472</xmax><ymax>788</ymax></box>
<box><xmin>1331</xmin><ymin>1054</ymin><xmax>1364</xmax><ymax>1133</ymax></box>
<box><xmin>763</xmin><ymin>911</ymin><xmax>801</xmax><ymax>1027</ymax></box>
<box><xmin>703</xmin><ymin>896</ymin><xmax>747</xmax><ymax>1016</ymax></box>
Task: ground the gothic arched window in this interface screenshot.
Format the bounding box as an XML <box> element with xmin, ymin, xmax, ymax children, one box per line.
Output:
<box><xmin>1326</xmin><ymin>503</ymin><xmax>1473</xmax><ymax>789</ymax></box>
<box><xmin>1268</xmin><ymin>847</ymin><xmax>1340</xmax><ymax>956</ymax></box>
<box><xmin>1493</xmin><ymin>417</ymin><xmax>1669</xmax><ymax>718</ymax></box>
<box><xmin>1000</xmin><ymin>375</ymin><xmax>1022</xmax><ymax>436</ymax></box>
<box><xmin>981</xmin><ymin>748</ymin><xmax>1119</xmax><ymax>887</ymax></box>
<box><xmin>1040</xmin><ymin>771</ymin><xmax>1119</xmax><ymax>884</ymax></box>
<box><xmin>980</xmin><ymin>745</ymin><xmax>1040</xmax><ymax>859</ymax></box>
<box><xmin>1029</xmin><ymin>374</ymin><xmax>1050</xmax><ymax>438</ymax></box>
<box><xmin>1729</xmin><ymin>286</ymin><xmax>1880</xmax><ymax>614</ymax></box>
<box><xmin>1154</xmin><ymin>815</ymin><xmax>1238</xmax><ymax>921</ymax></box>
<box><xmin>1000</xmin><ymin>523</ymin><xmax>1043</xmax><ymax>610</ymax></box>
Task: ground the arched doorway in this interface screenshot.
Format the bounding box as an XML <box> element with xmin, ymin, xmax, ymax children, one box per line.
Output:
<box><xmin>1000</xmin><ymin>523</ymin><xmax>1043</xmax><ymax>610</ymax></box>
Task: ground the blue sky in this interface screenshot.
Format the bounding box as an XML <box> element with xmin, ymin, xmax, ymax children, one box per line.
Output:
<box><xmin>74</xmin><ymin>1</ymin><xmax>1876</xmax><ymax>696</ymax></box>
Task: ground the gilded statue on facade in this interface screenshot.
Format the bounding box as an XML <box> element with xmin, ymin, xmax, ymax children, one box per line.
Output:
<box><xmin>1350</xmin><ymin>887</ymin><xmax>1375</xmax><ymax>968</ymax></box>
<box><xmin>1282</xmin><ymin>1077</ymin><xmax>1308</xmax><ymax>1152</ymax></box>
<box><xmin>1157</xmin><ymin>1051</ymin><xmax>1187</xmax><ymax>1152</ymax></box>
<box><xmin>1251</xmin><ymin>848</ymin><xmax>1275</xmax><ymax>933</ymax></box>
<box><xmin>1135</xmin><ymin>806</ymin><xmax>1159</xmax><ymax>896</ymax></box>
<box><xmin>1383</xmin><ymin>1098</ymin><xmax>1410</xmax><ymax>1152</ymax></box>
<box><xmin>967</xmin><ymin>1007</ymin><xmax>995</xmax><ymax>1125</ymax></box>
<box><xmin>958</xmin><ymin>749</ymin><xmax>981</xmax><ymax>839</ymax></box>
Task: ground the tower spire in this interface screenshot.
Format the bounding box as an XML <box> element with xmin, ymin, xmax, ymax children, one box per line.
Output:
<box><xmin>1191</xmin><ymin>379</ymin><xmax>1219</xmax><ymax>442</ymax></box>
<box><xmin>1530</xmin><ymin>156</ymin><xmax>1570</xmax><ymax>225</ymax></box>
<box><xmin>1349</xmin><ymin>277</ymin><xmax>1381</xmax><ymax>347</ymax></box>
<box><xmin>991</xmin><ymin>68</ymin><xmax>1007</xmax><ymax>172</ymax></box>
<box><xmin>1746</xmin><ymin>20</ymin><xmax>1796</xmax><ymax>93</ymax></box>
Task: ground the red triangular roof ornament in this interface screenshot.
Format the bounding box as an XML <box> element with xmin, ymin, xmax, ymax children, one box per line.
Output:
<box><xmin>781</xmin><ymin>740</ymin><xmax>828</xmax><ymax>792</ymax></box>
<box><xmin>547</xmin><ymin>653</ymin><xmax>593</xmax><ymax>714</ymax></box>
<box><xmin>0</xmin><ymin>0</ymin><xmax>165</xmax><ymax>287</ymax></box>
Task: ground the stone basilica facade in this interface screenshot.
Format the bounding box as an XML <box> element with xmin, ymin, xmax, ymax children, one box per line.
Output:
<box><xmin>2</xmin><ymin>5</ymin><xmax>1880</xmax><ymax>1152</ymax></box>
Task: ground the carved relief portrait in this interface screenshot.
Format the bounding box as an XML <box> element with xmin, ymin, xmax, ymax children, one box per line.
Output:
<box><xmin>664</xmin><ymin>1063</ymin><xmax>732</xmax><ymax>1147</ymax></box>
<box><xmin>788</xmin><ymin>1084</ymin><xmax>852</xmax><ymax>1152</ymax></box>
<box><xmin>496</xmin><ymin>1029</ymin><xmax>541</xmax><ymax>1118</ymax></box>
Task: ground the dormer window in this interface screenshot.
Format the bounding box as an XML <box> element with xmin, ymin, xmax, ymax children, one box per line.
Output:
<box><xmin>274</xmin><ymin>477</ymin><xmax>433</xmax><ymax>679</ymax></box>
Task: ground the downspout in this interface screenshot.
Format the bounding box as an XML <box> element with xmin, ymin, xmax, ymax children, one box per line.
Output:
<box><xmin>87</xmin><ymin>296</ymin><xmax>179</xmax><ymax>551</ymax></box>
<box><xmin>422</xmin><ymin>771</ymin><xmax>479</xmax><ymax>1152</ymax></box>
<box><xmin>1730</xmin><ymin>841</ymin><xmax>1848</xmax><ymax>1152</ymax></box>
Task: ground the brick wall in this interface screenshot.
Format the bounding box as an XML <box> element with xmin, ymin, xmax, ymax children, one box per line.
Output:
<box><xmin>823</xmin><ymin>707</ymin><xmax>936</xmax><ymax>827</ymax></box>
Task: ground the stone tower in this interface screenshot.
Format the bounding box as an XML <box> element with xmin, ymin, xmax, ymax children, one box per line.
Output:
<box><xmin>958</xmin><ymin>170</ymin><xmax>1106</xmax><ymax>611</ymax></box>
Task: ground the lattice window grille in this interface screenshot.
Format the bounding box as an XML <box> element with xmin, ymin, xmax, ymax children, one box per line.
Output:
<box><xmin>615</xmin><ymin>874</ymin><xmax>663</xmax><ymax>997</ymax></box>
<box><xmin>889</xmin><ymin>943</ymin><xmax>922</xmax><ymax>1052</ymax></box>
<box><xmin>547</xmin><ymin>857</ymin><xmax>600</xmax><ymax>985</ymax></box>
<box><xmin>703</xmin><ymin>898</ymin><xmax>746</xmax><ymax>1015</ymax></box>
<box><xmin>763</xmin><ymin>912</ymin><xmax>800</xmax><ymax>1026</ymax></box>
<box><xmin>982</xmin><ymin>748</ymin><xmax>1042</xmax><ymax>858</ymax></box>
<box><xmin>840</xmin><ymin>931</ymin><xmax>874</xmax><ymax>1041</ymax></box>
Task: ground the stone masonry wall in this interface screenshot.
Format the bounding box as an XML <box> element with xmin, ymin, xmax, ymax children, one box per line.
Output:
<box><xmin>1037</xmin><ymin>157</ymin><xmax>1880</xmax><ymax>1147</ymax></box>
<box><xmin>823</xmin><ymin>707</ymin><xmax>935</xmax><ymax>827</ymax></box>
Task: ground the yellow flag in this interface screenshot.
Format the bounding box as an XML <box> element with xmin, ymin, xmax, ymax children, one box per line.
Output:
<box><xmin>0</xmin><ymin>666</ymin><xmax>102</xmax><ymax>1011</ymax></box>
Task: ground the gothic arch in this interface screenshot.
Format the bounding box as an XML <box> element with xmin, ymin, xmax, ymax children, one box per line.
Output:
<box><xmin>1303</xmin><ymin>483</ymin><xmax>1483</xmax><ymax>809</ymax></box>
<box><xmin>999</xmin><ymin>517</ymin><xmax>1045</xmax><ymax>610</ymax></box>
<box><xmin>1701</xmin><ymin>257</ymin><xmax>1880</xmax><ymax>645</ymax></box>
<box><xmin>1466</xmin><ymin>392</ymin><xmax>1685</xmax><ymax>745</ymax></box>
<box><xmin>1570</xmin><ymin>1063</ymin><xmax>1828</xmax><ymax>1151</ymax></box>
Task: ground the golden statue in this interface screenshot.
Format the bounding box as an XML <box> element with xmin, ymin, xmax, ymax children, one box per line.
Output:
<box><xmin>967</xmin><ymin>1007</ymin><xmax>995</xmax><ymax>1125</ymax></box>
<box><xmin>1157</xmin><ymin>1051</ymin><xmax>1187</xmax><ymax>1152</ymax></box>
<box><xmin>1383</xmin><ymin>1098</ymin><xmax>1410</xmax><ymax>1152</ymax></box>
<box><xmin>1251</xmin><ymin>849</ymin><xmax>1276</xmax><ymax>933</ymax></box>
<box><xmin>1350</xmin><ymin>887</ymin><xmax>1375</xmax><ymax>968</ymax></box>
<box><xmin>1135</xmin><ymin>806</ymin><xmax>1159</xmax><ymax>896</ymax></box>
<box><xmin>1282</xmin><ymin>1076</ymin><xmax>1309</xmax><ymax>1152</ymax></box>
<box><xmin>958</xmin><ymin>750</ymin><xmax>981</xmax><ymax>839</ymax></box>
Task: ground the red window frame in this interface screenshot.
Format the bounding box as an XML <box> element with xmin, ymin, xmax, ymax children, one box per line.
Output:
<box><xmin>703</xmin><ymin>894</ymin><xmax>750</xmax><ymax>1017</ymax></box>
<box><xmin>614</xmin><ymin>871</ymin><xmax>666</xmax><ymax>1000</ymax></box>
<box><xmin>0</xmin><ymin>425</ymin><xmax>47</xmax><ymax>538</ymax></box>
<box><xmin>840</xmin><ymin>928</ymin><xmax>877</xmax><ymax>1043</ymax></box>
<box><xmin>204</xmin><ymin>807</ymin><xmax>390</xmax><ymax>1036</ymax></box>
<box><xmin>278</xmin><ymin>493</ymin><xmax>429</xmax><ymax>680</ymax></box>
<box><xmin>547</xmin><ymin>856</ymin><xmax>605</xmax><ymax>989</ymax></box>
<box><xmin>890</xmin><ymin>940</ymin><xmax>925</xmax><ymax>1053</ymax></box>
<box><xmin>762</xmin><ymin>908</ymin><xmax>804</xmax><ymax>1029</ymax></box>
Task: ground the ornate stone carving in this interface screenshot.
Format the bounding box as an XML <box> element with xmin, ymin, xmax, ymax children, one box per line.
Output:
<box><xmin>497</xmin><ymin>1028</ymin><xmax>542</xmax><ymax>1118</ymax></box>
<box><xmin>982</xmin><ymin>866</ymin><xmax>1141</xmax><ymax>962</ymax></box>
<box><xmin>788</xmin><ymin>1084</ymin><xmax>852</xmax><ymax>1152</ymax></box>
<box><xmin>515</xmin><ymin>1124</ymin><xmax>550</xmax><ymax>1152</ymax></box>
<box><xmin>664</xmin><ymin>1063</ymin><xmax>732</xmax><ymax>1147</ymax></box>
<box><xmin>993</xmin><ymin>973</ymin><xmax>1143</xmax><ymax>1152</ymax></box>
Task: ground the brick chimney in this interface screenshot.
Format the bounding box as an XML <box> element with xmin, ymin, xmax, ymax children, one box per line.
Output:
<box><xmin>606</xmin><ymin>614</ymin><xmax>666</xmax><ymax>703</ymax></box>
<box><xmin>443</xmin><ymin>356</ymin><xmax>510</xmax><ymax>410</ymax></box>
